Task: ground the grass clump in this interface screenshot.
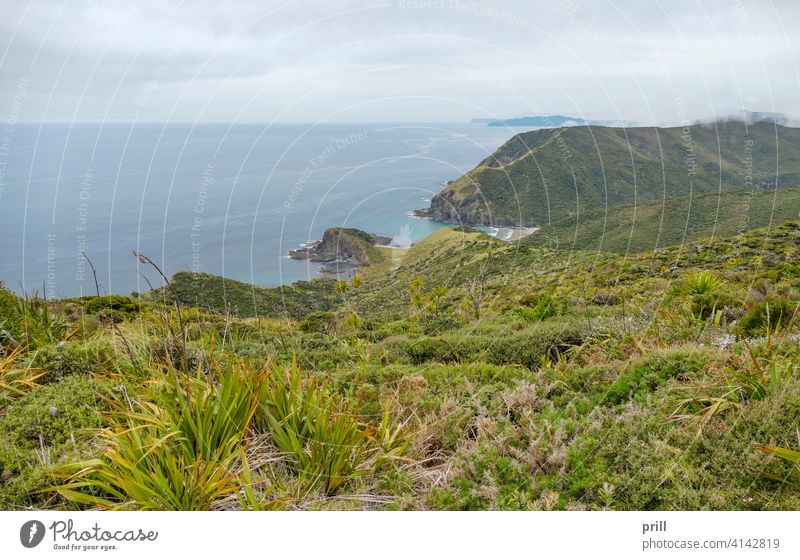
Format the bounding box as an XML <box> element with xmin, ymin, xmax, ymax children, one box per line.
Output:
<box><xmin>49</xmin><ymin>356</ymin><xmax>409</xmax><ymax>509</ymax></box>
<box><xmin>0</xmin><ymin>346</ymin><xmax>45</xmax><ymax>408</ymax></box>
<box><xmin>260</xmin><ymin>363</ymin><xmax>408</xmax><ymax>496</ymax></box>
<box><xmin>51</xmin><ymin>358</ymin><xmax>268</xmax><ymax>510</ymax></box>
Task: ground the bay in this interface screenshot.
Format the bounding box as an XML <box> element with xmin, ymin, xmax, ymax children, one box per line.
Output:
<box><xmin>0</xmin><ymin>123</ymin><xmax>514</xmax><ymax>297</ymax></box>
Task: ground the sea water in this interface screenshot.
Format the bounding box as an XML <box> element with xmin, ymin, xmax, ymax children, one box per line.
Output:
<box><xmin>0</xmin><ymin>123</ymin><xmax>514</xmax><ymax>297</ymax></box>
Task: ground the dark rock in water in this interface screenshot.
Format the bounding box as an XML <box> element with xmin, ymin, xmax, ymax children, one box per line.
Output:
<box><xmin>412</xmin><ymin>194</ymin><xmax>462</xmax><ymax>223</ymax></box>
<box><xmin>288</xmin><ymin>242</ymin><xmax>320</xmax><ymax>260</ymax></box>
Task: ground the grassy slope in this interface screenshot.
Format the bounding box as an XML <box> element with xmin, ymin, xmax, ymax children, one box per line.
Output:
<box><xmin>1</xmin><ymin>221</ymin><xmax>800</xmax><ymax>511</ymax></box>
<box><xmin>432</xmin><ymin>121</ymin><xmax>800</xmax><ymax>227</ymax></box>
<box><xmin>355</xmin><ymin>220</ymin><xmax>800</xmax><ymax>319</ymax></box>
<box><xmin>166</xmin><ymin>271</ymin><xmax>342</xmax><ymax>319</ymax></box>
<box><xmin>524</xmin><ymin>187</ymin><xmax>800</xmax><ymax>253</ymax></box>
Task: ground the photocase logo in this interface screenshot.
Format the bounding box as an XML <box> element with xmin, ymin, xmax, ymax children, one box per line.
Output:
<box><xmin>20</xmin><ymin>520</ymin><xmax>45</xmax><ymax>548</ymax></box>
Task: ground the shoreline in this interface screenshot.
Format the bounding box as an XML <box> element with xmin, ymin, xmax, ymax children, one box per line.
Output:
<box><xmin>410</xmin><ymin>208</ymin><xmax>539</xmax><ymax>242</ymax></box>
<box><xmin>496</xmin><ymin>226</ymin><xmax>540</xmax><ymax>241</ymax></box>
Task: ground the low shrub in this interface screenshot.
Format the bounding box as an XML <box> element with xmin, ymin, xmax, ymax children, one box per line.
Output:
<box><xmin>691</xmin><ymin>291</ymin><xmax>740</xmax><ymax>320</ymax></box>
<box><xmin>486</xmin><ymin>322</ymin><xmax>587</xmax><ymax>368</ymax></box>
<box><xmin>421</xmin><ymin>315</ymin><xmax>462</xmax><ymax>335</ymax></box>
<box><xmin>82</xmin><ymin>295</ymin><xmax>141</xmax><ymax>317</ymax></box>
<box><xmin>601</xmin><ymin>348</ymin><xmax>708</xmax><ymax>405</ymax></box>
<box><xmin>0</xmin><ymin>286</ymin><xmax>21</xmax><ymax>341</ymax></box>
<box><xmin>31</xmin><ymin>343</ymin><xmax>99</xmax><ymax>382</ymax></box>
<box><xmin>517</xmin><ymin>292</ymin><xmax>559</xmax><ymax>321</ymax></box>
<box><xmin>1</xmin><ymin>376</ymin><xmax>102</xmax><ymax>447</ymax></box>
<box><xmin>739</xmin><ymin>297</ymin><xmax>797</xmax><ymax>336</ymax></box>
<box><xmin>299</xmin><ymin>311</ymin><xmax>338</xmax><ymax>334</ymax></box>
<box><xmin>566</xmin><ymin>377</ymin><xmax>800</xmax><ymax>510</ymax></box>
<box><xmin>388</xmin><ymin>320</ymin><xmax>591</xmax><ymax>369</ymax></box>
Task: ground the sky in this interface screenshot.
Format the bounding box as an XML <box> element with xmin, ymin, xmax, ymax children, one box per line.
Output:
<box><xmin>1</xmin><ymin>0</ymin><xmax>799</xmax><ymax>125</ymax></box>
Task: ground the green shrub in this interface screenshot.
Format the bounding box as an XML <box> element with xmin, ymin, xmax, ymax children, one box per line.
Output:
<box><xmin>563</xmin><ymin>363</ymin><xmax>620</xmax><ymax>393</ymax></box>
<box><xmin>388</xmin><ymin>320</ymin><xmax>590</xmax><ymax>369</ymax></box>
<box><xmin>403</xmin><ymin>336</ymin><xmax>462</xmax><ymax>364</ymax></box>
<box><xmin>509</xmin><ymin>305</ymin><xmax>543</xmax><ymax>323</ymax></box>
<box><xmin>0</xmin><ymin>286</ymin><xmax>21</xmax><ymax>341</ymax></box>
<box><xmin>1</xmin><ymin>376</ymin><xmax>102</xmax><ymax>447</ymax></box>
<box><xmin>82</xmin><ymin>295</ymin><xmax>141</xmax><ymax>317</ymax></box>
<box><xmin>691</xmin><ymin>291</ymin><xmax>740</xmax><ymax>320</ymax></box>
<box><xmin>517</xmin><ymin>292</ymin><xmax>559</xmax><ymax>321</ymax></box>
<box><xmin>421</xmin><ymin>315</ymin><xmax>462</xmax><ymax>335</ymax></box>
<box><xmin>299</xmin><ymin>311</ymin><xmax>338</xmax><ymax>334</ymax></box>
<box><xmin>601</xmin><ymin>349</ymin><xmax>708</xmax><ymax>405</ymax></box>
<box><xmin>292</xmin><ymin>334</ymin><xmax>350</xmax><ymax>369</ymax></box>
<box><xmin>566</xmin><ymin>378</ymin><xmax>800</xmax><ymax>510</ymax></box>
<box><xmin>31</xmin><ymin>343</ymin><xmax>99</xmax><ymax>382</ymax></box>
<box><xmin>739</xmin><ymin>297</ymin><xmax>797</xmax><ymax>336</ymax></box>
<box><xmin>486</xmin><ymin>321</ymin><xmax>588</xmax><ymax>368</ymax></box>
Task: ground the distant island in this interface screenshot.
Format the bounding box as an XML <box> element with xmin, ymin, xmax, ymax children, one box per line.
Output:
<box><xmin>472</xmin><ymin>110</ymin><xmax>795</xmax><ymax>128</ymax></box>
<box><xmin>472</xmin><ymin>115</ymin><xmax>588</xmax><ymax>127</ymax></box>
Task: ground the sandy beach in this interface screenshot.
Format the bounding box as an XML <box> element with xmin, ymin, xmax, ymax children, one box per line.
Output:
<box><xmin>495</xmin><ymin>226</ymin><xmax>540</xmax><ymax>241</ymax></box>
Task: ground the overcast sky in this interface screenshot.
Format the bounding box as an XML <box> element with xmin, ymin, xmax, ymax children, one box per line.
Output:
<box><xmin>1</xmin><ymin>0</ymin><xmax>798</xmax><ymax>125</ymax></box>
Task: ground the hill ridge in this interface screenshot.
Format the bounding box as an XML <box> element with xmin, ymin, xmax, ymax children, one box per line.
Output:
<box><xmin>422</xmin><ymin>121</ymin><xmax>800</xmax><ymax>228</ymax></box>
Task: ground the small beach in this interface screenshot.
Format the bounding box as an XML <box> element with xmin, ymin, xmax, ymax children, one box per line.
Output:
<box><xmin>497</xmin><ymin>226</ymin><xmax>540</xmax><ymax>241</ymax></box>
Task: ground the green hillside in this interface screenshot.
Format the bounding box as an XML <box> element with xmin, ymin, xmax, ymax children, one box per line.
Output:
<box><xmin>165</xmin><ymin>271</ymin><xmax>342</xmax><ymax>319</ymax></box>
<box><xmin>424</xmin><ymin>121</ymin><xmax>800</xmax><ymax>227</ymax></box>
<box><xmin>524</xmin><ymin>187</ymin><xmax>800</xmax><ymax>253</ymax></box>
<box><xmin>354</xmin><ymin>219</ymin><xmax>800</xmax><ymax>320</ymax></box>
<box><xmin>1</xmin><ymin>221</ymin><xmax>799</xmax><ymax>511</ymax></box>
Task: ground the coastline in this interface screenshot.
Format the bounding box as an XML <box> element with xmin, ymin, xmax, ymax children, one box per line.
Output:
<box><xmin>496</xmin><ymin>226</ymin><xmax>540</xmax><ymax>241</ymax></box>
<box><xmin>410</xmin><ymin>207</ymin><xmax>540</xmax><ymax>242</ymax></box>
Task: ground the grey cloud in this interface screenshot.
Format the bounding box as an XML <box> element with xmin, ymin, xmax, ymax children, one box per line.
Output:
<box><xmin>0</xmin><ymin>0</ymin><xmax>798</xmax><ymax>123</ymax></box>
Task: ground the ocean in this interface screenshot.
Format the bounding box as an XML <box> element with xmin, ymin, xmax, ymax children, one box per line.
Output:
<box><xmin>0</xmin><ymin>123</ymin><xmax>515</xmax><ymax>297</ymax></box>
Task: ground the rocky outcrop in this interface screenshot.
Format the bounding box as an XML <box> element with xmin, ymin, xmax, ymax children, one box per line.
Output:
<box><xmin>289</xmin><ymin>228</ymin><xmax>390</xmax><ymax>267</ymax></box>
<box><xmin>413</xmin><ymin>192</ymin><xmax>495</xmax><ymax>226</ymax></box>
<box><xmin>413</xmin><ymin>194</ymin><xmax>456</xmax><ymax>222</ymax></box>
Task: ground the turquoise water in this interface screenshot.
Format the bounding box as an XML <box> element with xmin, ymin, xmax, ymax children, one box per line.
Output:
<box><xmin>0</xmin><ymin>123</ymin><xmax>513</xmax><ymax>297</ymax></box>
